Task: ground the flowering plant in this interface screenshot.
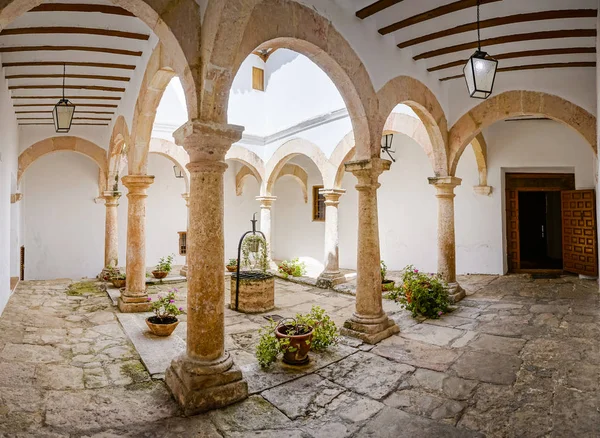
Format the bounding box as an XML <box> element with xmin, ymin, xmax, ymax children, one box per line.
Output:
<box><xmin>385</xmin><ymin>265</ymin><xmax>450</xmax><ymax>319</ymax></box>
<box><xmin>148</xmin><ymin>289</ymin><xmax>183</xmax><ymax>322</ymax></box>
<box><xmin>155</xmin><ymin>255</ymin><xmax>174</xmax><ymax>273</ymax></box>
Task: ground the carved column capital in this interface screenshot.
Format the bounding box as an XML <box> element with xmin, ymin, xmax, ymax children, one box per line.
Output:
<box><xmin>121</xmin><ymin>175</ymin><xmax>154</xmax><ymax>197</ymax></box>
<box><xmin>428</xmin><ymin>176</ymin><xmax>462</xmax><ymax>198</ymax></box>
<box><xmin>345</xmin><ymin>158</ymin><xmax>391</xmax><ymax>191</ymax></box>
<box><xmin>182</xmin><ymin>192</ymin><xmax>190</xmax><ymax>207</ymax></box>
<box><xmin>319</xmin><ymin>188</ymin><xmax>345</xmax><ymax>206</ymax></box>
<box><xmin>102</xmin><ymin>191</ymin><xmax>121</xmax><ymax>207</ymax></box>
<box><xmin>174</xmin><ymin>119</ymin><xmax>244</xmax><ymax>164</ymax></box>
<box><xmin>10</xmin><ymin>193</ymin><xmax>23</xmax><ymax>204</ymax></box>
<box><xmin>256</xmin><ymin>195</ymin><xmax>276</xmax><ymax>209</ymax></box>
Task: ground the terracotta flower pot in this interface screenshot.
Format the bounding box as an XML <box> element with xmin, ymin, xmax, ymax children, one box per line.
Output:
<box><xmin>382</xmin><ymin>280</ymin><xmax>395</xmax><ymax>292</ymax></box>
<box><xmin>275</xmin><ymin>324</ymin><xmax>313</xmax><ymax>365</ymax></box>
<box><xmin>226</xmin><ymin>265</ymin><xmax>237</xmax><ymax>272</ymax></box>
<box><xmin>111</xmin><ymin>278</ymin><xmax>126</xmax><ymax>288</ymax></box>
<box><xmin>146</xmin><ymin>316</ymin><xmax>179</xmax><ymax>336</ymax></box>
<box><xmin>152</xmin><ymin>270</ymin><xmax>168</xmax><ymax>279</ymax></box>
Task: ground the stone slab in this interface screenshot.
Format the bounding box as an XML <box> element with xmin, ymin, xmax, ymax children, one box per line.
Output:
<box><xmin>400</xmin><ymin>323</ymin><xmax>464</xmax><ymax>347</ymax></box>
<box><xmin>451</xmin><ymin>350</ymin><xmax>522</xmax><ymax>385</ymax></box>
<box><xmin>372</xmin><ymin>335</ymin><xmax>461</xmax><ymax>372</ymax></box>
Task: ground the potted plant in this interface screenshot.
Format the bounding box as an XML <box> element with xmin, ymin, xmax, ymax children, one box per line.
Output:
<box><xmin>385</xmin><ymin>265</ymin><xmax>450</xmax><ymax>319</ymax></box>
<box><xmin>278</xmin><ymin>258</ymin><xmax>307</xmax><ymax>278</ymax></box>
<box><xmin>381</xmin><ymin>260</ymin><xmax>395</xmax><ymax>291</ymax></box>
<box><xmin>145</xmin><ymin>289</ymin><xmax>184</xmax><ymax>336</ymax></box>
<box><xmin>244</xmin><ymin>234</ymin><xmax>262</xmax><ymax>253</ymax></box>
<box><xmin>232</xmin><ymin>235</ymin><xmax>274</xmax><ymax>313</ymax></box>
<box><xmin>153</xmin><ymin>255</ymin><xmax>174</xmax><ymax>279</ymax></box>
<box><xmin>255</xmin><ymin>306</ymin><xmax>338</xmax><ymax>368</ymax></box>
<box><xmin>111</xmin><ymin>271</ymin><xmax>126</xmax><ymax>289</ymax></box>
<box><xmin>226</xmin><ymin>258</ymin><xmax>238</xmax><ymax>272</ymax></box>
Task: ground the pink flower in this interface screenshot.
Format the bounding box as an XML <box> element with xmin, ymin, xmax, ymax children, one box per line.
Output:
<box><xmin>438</xmin><ymin>311</ymin><xmax>443</xmax><ymax>316</ymax></box>
<box><xmin>169</xmin><ymin>299</ymin><xmax>175</xmax><ymax>303</ymax></box>
<box><xmin>173</xmin><ymin>288</ymin><xmax>178</xmax><ymax>292</ymax></box>
<box><xmin>414</xmin><ymin>269</ymin><xmax>419</xmax><ymax>273</ymax></box>
<box><xmin>147</xmin><ymin>297</ymin><xmax>152</xmax><ymax>301</ymax></box>
<box><xmin>178</xmin><ymin>307</ymin><xmax>183</xmax><ymax>311</ymax></box>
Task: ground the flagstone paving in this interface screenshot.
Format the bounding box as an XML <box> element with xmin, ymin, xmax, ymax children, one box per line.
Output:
<box><xmin>0</xmin><ymin>274</ymin><xmax>598</xmax><ymax>437</ymax></box>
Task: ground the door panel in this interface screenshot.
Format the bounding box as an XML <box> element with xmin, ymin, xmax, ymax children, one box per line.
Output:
<box><xmin>506</xmin><ymin>189</ymin><xmax>520</xmax><ymax>271</ymax></box>
<box><xmin>562</xmin><ymin>190</ymin><xmax>598</xmax><ymax>277</ymax></box>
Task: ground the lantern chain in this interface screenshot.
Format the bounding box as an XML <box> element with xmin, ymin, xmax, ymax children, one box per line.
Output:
<box><xmin>477</xmin><ymin>0</ymin><xmax>481</xmax><ymax>51</ymax></box>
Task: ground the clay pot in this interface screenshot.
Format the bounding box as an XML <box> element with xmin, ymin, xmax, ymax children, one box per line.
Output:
<box><xmin>275</xmin><ymin>324</ymin><xmax>313</xmax><ymax>365</ymax></box>
<box><xmin>146</xmin><ymin>316</ymin><xmax>179</xmax><ymax>336</ymax></box>
<box><xmin>152</xmin><ymin>270</ymin><xmax>168</xmax><ymax>279</ymax></box>
<box><xmin>111</xmin><ymin>278</ymin><xmax>126</xmax><ymax>288</ymax></box>
<box><xmin>226</xmin><ymin>265</ymin><xmax>237</xmax><ymax>272</ymax></box>
<box><xmin>382</xmin><ymin>280</ymin><xmax>395</xmax><ymax>292</ymax></box>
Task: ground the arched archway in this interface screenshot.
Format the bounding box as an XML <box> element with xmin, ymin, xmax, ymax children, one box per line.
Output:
<box><xmin>201</xmin><ymin>0</ymin><xmax>380</xmax><ymax>158</ymax></box>
<box><xmin>149</xmin><ymin>138</ymin><xmax>191</xmax><ymax>193</ymax></box>
<box><xmin>448</xmin><ymin>90</ymin><xmax>597</xmax><ymax>175</ymax></box>
<box><xmin>107</xmin><ymin>116</ymin><xmax>131</xmax><ymax>191</ymax></box>
<box><xmin>226</xmin><ymin>145</ymin><xmax>265</xmax><ymax>192</ymax></box>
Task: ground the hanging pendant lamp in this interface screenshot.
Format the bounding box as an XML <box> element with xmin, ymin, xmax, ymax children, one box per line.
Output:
<box><xmin>52</xmin><ymin>64</ymin><xmax>75</xmax><ymax>132</ymax></box>
<box><xmin>463</xmin><ymin>0</ymin><xmax>498</xmax><ymax>99</ymax></box>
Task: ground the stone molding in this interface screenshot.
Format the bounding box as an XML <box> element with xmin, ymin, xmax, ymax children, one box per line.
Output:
<box><xmin>320</xmin><ymin>188</ymin><xmax>345</xmax><ymax>206</ymax></box>
<box><xmin>174</xmin><ymin>120</ymin><xmax>244</xmax><ymax>163</ymax></box>
<box><xmin>10</xmin><ymin>193</ymin><xmax>22</xmax><ymax>204</ymax></box>
<box><xmin>256</xmin><ymin>195</ymin><xmax>276</xmax><ymax>209</ymax></box>
<box><xmin>473</xmin><ymin>185</ymin><xmax>493</xmax><ymax>196</ymax></box>
<box><xmin>345</xmin><ymin>158</ymin><xmax>391</xmax><ymax>191</ymax></box>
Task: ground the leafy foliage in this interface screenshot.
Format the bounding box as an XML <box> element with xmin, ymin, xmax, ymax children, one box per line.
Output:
<box><xmin>149</xmin><ymin>289</ymin><xmax>183</xmax><ymax>321</ymax></box>
<box><xmin>155</xmin><ymin>255</ymin><xmax>174</xmax><ymax>273</ymax></box>
<box><xmin>241</xmin><ymin>234</ymin><xmax>269</xmax><ymax>273</ymax></box>
<box><xmin>227</xmin><ymin>258</ymin><xmax>238</xmax><ymax>267</ymax></box>
<box><xmin>104</xmin><ymin>266</ymin><xmax>125</xmax><ymax>280</ymax></box>
<box><xmin>385</xmin><ymin>265</ymin><xmax>450</xmax><ymax>319</ymax></box>
<box><xmin>278</xmin><ymin>258</ymin><xmax>307</xmax><ymax>278</ymax></box>
<box><xmin>380</xmin><ymin>260</ymin><xmax>388</xmax><ymax>282</ymax></box>
<box><xmin>254</xmin><ymin>305</ymin><xmax>338</xmax><ymax>368</ymax></box>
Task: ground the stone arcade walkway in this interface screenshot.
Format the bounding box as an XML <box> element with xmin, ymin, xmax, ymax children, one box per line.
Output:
<box><xmin>0</xmin><ymin>275</ymin><xmax>599</xmax><ymax>437</ymax></box>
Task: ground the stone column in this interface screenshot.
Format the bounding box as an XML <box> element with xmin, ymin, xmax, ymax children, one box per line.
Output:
<box><xmin>165</xmin><ymin>120</ymin><xmax>248</xmax><ymax>415</ymax></box>
<box><xmin>256</xmin><ymin>195</ymin><xmax>276</xmax><ymax>265</ymax></box>
<box><xmin>341</xmin><ymin>159</ymin><xmax>399</xmax><ymax>344</ymax></box>
<box><xmin>119</xmin><ymin>175</ymin><xmax>154</xmax><ymax>313</ymax></box>
<box><xmin>428</xmin><ymin>176</ymin><xmax>465</xmax><ymax>302</ymax></box>
<box><xmin>180</xmin><ymin>193</ymin><xmax>190</xmax><ymax>277</ymax></box>
<box><xmin>103</xmin><ymin>191</ymin><xmax>121</xmax><ymax>268</ymax></box>
<box><xmin>316</xmin><ymin>189</ymin><xmax>346</xmax><ymax>288</ymax></box>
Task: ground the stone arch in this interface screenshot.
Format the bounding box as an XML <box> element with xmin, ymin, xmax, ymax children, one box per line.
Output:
<box><xmin>0</xmin><ymin>0</ymin><xmax>200</xmax><ymax>120</ymax></box>
<box><xmin>129</xmin><ymin>44</ymin><xmax>178</xmax><ymax>174</ymax></box>
<box><xmin>107</xmin><ymin>116</ymin><xmax>131</xmax><ymax>191</ymax></box>
<box><xmin>235</xmin><ymin>166</ymin><xmax>257</xmax><ymax>196</ymax></box>
<box><xmin>226</xmin><ymin>146</ymin><xmax>265</xmax><ymax>184</ymax></box>
<box><xmin>18</xmin><ymin>137</ymin><xmax>108</xmax><ymax>192</ymax></box>
<box><xmin>275</xmin><ymin>164</ymin><xmax>308</xmax><ymax>203</ymax></box>
<box><xmin>149</xmin><ymin>138</ymin><xmax>190</xmax><ymax>192</ymax></box>
<box><xmin>201</xmin><ymin>0</ymin><xmax>380</xmax><ymax>159</ymax></box>
<box><xmin>266</xmin><ymin>138</ymin><xmax>332</xmax><ymax>195</ymax></box>
<box><xmin>377</xmin><ymin>76</ymin><xmax>448</xmax><ymax>176</ymax></box>
<box><xmin>448</xmin><ymin>90</ymin><xmax>597</xmax><ymax>175</ymax></box>
<box><xmin>470</xmin><ymin>133</ymin><xmax>488</xmax><ymax>187</ymax></box>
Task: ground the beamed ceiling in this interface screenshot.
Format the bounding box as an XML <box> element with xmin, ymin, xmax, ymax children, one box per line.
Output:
<box><xmin>353</xmin><ymin>0</ymin><xmax>597</xmax><ymax>82</ymax></box>
<box><xmin>0</xmin><ymin>1</ymin><xmax>154</xmax><ymax>128</ymax></box>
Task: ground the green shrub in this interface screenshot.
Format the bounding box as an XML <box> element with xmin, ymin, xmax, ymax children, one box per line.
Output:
<box><xmin>386</xmin><ymin>265</ymin><xmax>450</xmax><ymax>319</ymax></box>
<box><xmin>278</xmin><ymin>258</ymin><xmax>307</xmax><ymax>278</ymax></box>
<box><xmin>155</xmin><ymin>255</ymin><xmax>174</xmax><ymax>273</ymax></box>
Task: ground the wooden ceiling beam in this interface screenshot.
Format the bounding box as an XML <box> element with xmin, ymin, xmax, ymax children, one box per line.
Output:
<box><xmin>380</xmin><ymin>0</ymin><xmax>502</xmax><ymax>35</ymax></box>
<box><xmin>2</xmin><ymin>61</ymin><xmax>136</xmax><ymax>70</ymax></box>
<box><xmin>0</xmin><ymin>46</ymin><xmax>143</xmax><ymax>56</ymax></box>
<box><xmin>12</xmin><ymin>95</ymin><xmax>121</xmax><ymax>100</ymax></box>
<box><xmin>356</xmin><ymin>0</ymin><xmax>404</xmax><ymax>19</ymax></box>
<box><xmin>399</xmin><ymin>9</ymin><xmax>597</xmax><ymax>48</ymax></box>
<box><xmin>9</xmin><ymin>85</ymin><xmax>125</xmax><ymax>92</ymax></box>
<box><xmin>16</xmin><ymin>110</ymin><xmax>115</xmax><ymax>114</ymax></box>
<box><xmin>13</xmin><ymin>103</ymin><xmax>118</xmax><ymax>107</ymax></box>
<box><xmin>439</xmin><ymin>61</ymin><xmax>596</xmax><ymax>81</ymax></box>
<box><xmin>29</xmin><ymin>3</ymin><xmax>135</xmax><ymax>16</ymax></box>
<box><xmin>415</xmin><ymin>29</ymin><xmax>596</xmax><ymax>60</ymax></box>
<box><xmin>0</xmin><ymin>27</ymin><xmax>149</xmax><ymax>40</ymax></box>
<box><xmin>428</xmin><ymin>47</ymin><xmax>596</xmax><ymax>72</ymax></box>
<box><xmin>18</xmin><ymin>123</ymin><xmax>110</xmax><ymax>126</ymax></box>
<box><xmin>6</xmin><ymin>74</ymin><xmax>130</xmax><ymax>82</ymax></box>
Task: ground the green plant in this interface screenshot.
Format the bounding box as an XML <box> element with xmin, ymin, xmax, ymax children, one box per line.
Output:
<box><xmin>386</xmin><ymin>265</ymin><xmax>450</xmax><ymax>319</ymax></box>
<box><xmin>155</xmin><ymin>255</ymin><xmax>174</xmax><ymax>273</ymax></box>
<box><xmin>380</xmin><ymin>260</ymin><xmax>388</xmax><ymax>282</ymax></box>
<box><xmin>278</xmin><ymin>258</ymin><xmax>307</xmax><ymax>278</ymax></box>
<box><xmin>241</xmin><ymin>234</ymin><xmax>269</xmax><ymax>273</ymax></box>
<box><xmin>148</xmin><ymin>289</ymin><xmax>183</xmax><ymax>322</ymax></box>
<box><xmin>255</xmin><ymin>305</ymin><xmax>338</xmax><ymax>368</ymax></box>
<box><xmin>227</xmin><ymin>258</ymin><xmax>238</xmax><ymax>267</ymax></box>
<box><xmin>104</xmin><ymin>265</ymin><xmax>122</xmax><ymax>280</ymax></box>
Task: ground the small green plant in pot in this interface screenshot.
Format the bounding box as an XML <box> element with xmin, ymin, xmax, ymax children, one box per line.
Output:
<box><xmin>385</xmin><ymin>265</ymin><xmax>450</xmax><ymax>319</ymax></box>
<box><xmin>255</xmin><ymin>305</ymin><xmax>338</xmax><ymax>368</ymax></box>
<box><xmin>110</xmin><ymin>270</ymin><xmax>126</xmax><ymax>289</ymax></box>
<box><xmin>278</xmin><ymin>258</ymin><xmax>307</xmax><ymax>278</ymax></box>
<box><xmin>241</xmin><ymin>235</ymin><xmax>269</xmax><ymax>273</ymax></box>
<box><xmin>146</xmin><ymin>289</ymin><xmax>184</xmax><ymax>336</ymax></box>
<box><xmin>153</xmin><ymin>255</ymin><xmax>174</xmax><ymax>279</ymax></box>
<box><xmin>381</xmin><ymin>260</ymin><xmax>395</xmax><ymax>291</ymax></box>
<box><xmin>226</xmin><ymin>258</ymin><xmax>238</xmax><ymax>272</ymax></box>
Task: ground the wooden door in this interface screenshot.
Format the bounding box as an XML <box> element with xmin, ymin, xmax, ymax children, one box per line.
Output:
<box><xmin>506</xmin><ymin>189</ymin><xmax>520</xmax><ymax>271</ymax></box>
<box><xmin>562</xmin><ymin>190</ymin><xmax>598</xmax><ymax>276</ymax></box>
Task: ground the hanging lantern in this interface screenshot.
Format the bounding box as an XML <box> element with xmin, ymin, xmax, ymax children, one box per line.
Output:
<box><xmin>52</xmin><ymin>64</ymin><xmax>75</xmax><ymax>132</ymax></box>
<box><xmin>173</xmin><ymin>165</ymin><xmax>184</xmax><ymax>178</ymax></box>
<box><xmin>464</xmin><ymin>0</ymin><xmax>498</xmax><ymax>99</ymax></box>
<box><xmin>380</xmin><ymin>133</ymin><xmax>396</xmax><ymax>162</ymax></box>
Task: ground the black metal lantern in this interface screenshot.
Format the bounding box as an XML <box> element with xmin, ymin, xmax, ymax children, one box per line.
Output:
<box><xmin>173</xmin><ymin>165</ymin><xmax>184</xmax><ymax>178</ymax></box>
<box><xmin>52</xmin><ymin>64</ymin><xmax>75</xmax><ymax>132</ymax></box>
<box><xmin>381</xmin><ymin>133</ymin><xmax>396</xmax><ymax>162</ymax></box>
<box><xmin>464</xmin><ymin>0</ymin><xmax>498</xmax><ymax>99</ymax></box>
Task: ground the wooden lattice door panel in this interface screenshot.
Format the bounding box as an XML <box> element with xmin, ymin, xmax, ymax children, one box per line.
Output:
<box><xmin>506</xmin><ymin>189</ymin><xmax>520</xmax><ymax>271</ymax></box>
<box><xmin>562</xmin><ymin>190</ymin><xmax>598</xmax><ymax>277</ymax></box>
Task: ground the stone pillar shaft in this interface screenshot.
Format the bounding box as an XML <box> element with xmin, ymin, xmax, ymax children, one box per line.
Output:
<box><xmin>165</xmin><ymin>120</ymin><xmax>247</xmax><ymax>415</ymax></box>
<box><xmin>428</xmin><ymin>176</ymin><xmax>465</xmax><ymax>302</ymax></box>
<box><xmin>341</xmin><ymin>159</ymin><xmax>399</xmax><ymax>344</ymax></box>
<box><xmin>103</xmin><ymin>192</ymin><xmax>121</xmax><ymax>268</ymax></box>
<box><xmin>119</xmin><ymin>175</ymin><xmax>154</xmax><ymax>312</ymax></box>
<box><xmin>256</xmin><ymin>196</ymin><xmax>276</xmax><ymax>262</ymax></box>
<box><xmin>316</xmin><ymin>189</ymin><xmax>345</xmax><ymax>288</ymax></box>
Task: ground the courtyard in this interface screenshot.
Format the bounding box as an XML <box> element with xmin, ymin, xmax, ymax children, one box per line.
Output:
<box><xmin>0</xmin><ymin>274</ymin><xmax>598</xmax><ymax>437</ymax></box>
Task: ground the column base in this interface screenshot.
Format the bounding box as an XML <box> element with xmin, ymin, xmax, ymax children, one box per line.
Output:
<box><xmin>118</xmin><ymin>294</ymin><xmax>151</xmax><ymax>313</ymax></box>
<box><xmin>180</xmin><ymin>265</ymin><xmax>188</xmax><ymax>277</ymax></box>
<box><xmin>316</xmin><ymin>271</ymin><xmax>346</xmax><ymax>289</ymax></box>
<box><xmin>447</xmin><ymin>282</ymin><xmax>466</xmax><ymax>303</ymax></box>
<box><xmin>165</xmin><ymin>353</ymin><xmax>248</xmax><ymax>416</ymax></box>
<box><xmin>340</xmin><ymin>313</ymin><xmax>399</xmax><ymax>344</ymax></box>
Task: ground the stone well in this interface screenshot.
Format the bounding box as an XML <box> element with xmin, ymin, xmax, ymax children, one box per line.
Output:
<box><xmin>230</xmin><ymin>271</ymin><xmax>275</xmax><ymax>313</ymax></box>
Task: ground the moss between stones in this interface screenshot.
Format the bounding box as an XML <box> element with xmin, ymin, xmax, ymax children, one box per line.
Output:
<box><xmin>121</xmin><ymin>361</ymin><xmax>149</xmax><ymax>384</ymax></box>
<box><xmin>66</xmin><ymin>281</ymin><xmax>104</xmax><ymax>297</ymax></box>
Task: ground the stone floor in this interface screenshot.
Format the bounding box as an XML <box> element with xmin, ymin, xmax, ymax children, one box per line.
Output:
<box><xmin>0</xmin><ymin>274</ymin><xmax>599</xmax><ymax>437</ymax></box>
